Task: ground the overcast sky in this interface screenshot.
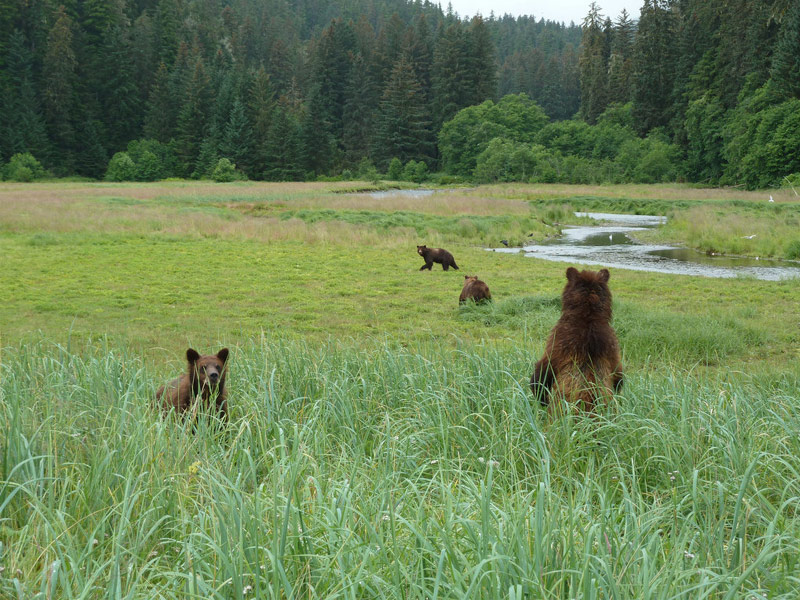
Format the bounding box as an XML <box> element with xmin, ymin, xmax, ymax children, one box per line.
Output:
<box><xmin>443</xmin><ymin>0</ymin><xmax>643</xmax><ymax>24</ymax></box>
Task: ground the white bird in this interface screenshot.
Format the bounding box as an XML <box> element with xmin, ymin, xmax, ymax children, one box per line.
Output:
<box><xmin>769</xmin><ymin>195</ymin><xmax>774</xmax><ymax>202</ymax></box>
<box><xmin>742</xmin><ymin>234</ymin><xmax>756</xmax><ymax>239</ymax></box>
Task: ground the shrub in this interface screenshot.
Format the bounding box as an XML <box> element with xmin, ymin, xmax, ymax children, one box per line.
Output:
<box><xmin>402</xmin><ymin>160</ymin><xmax>429</xmax><ymax>183</ymax></box>
<box><xmin>104</xmin><ymin>152</ymin><xmax>137</xmax><ymax>181</ymax></box>
<box><xmin>474</xmin><ymin>138</ymin><xmax>537</xmax><ymax>183</ymax></box>
<box><xmin>356</xmin><ymin>157</ymin><xmax>379</xmax><ymax>182</ymax></box>
<box><xmin>386</xmin><ymin>158</ymin><xmax>403</xmax><ymax>180</ymax></box>
<box><xmin>785</xmin><ymin>240</ymin><xmax>800</xmax><ymax>260</ymax></box>
<box><xmin>126</xmin><ymin>139</ymin><xmax>176</xmax><ymax>181</ymax></box>
<box><xmin>211</xmin><ymin>157</ymin><xmax>245</xmax><ymax>182</ymax></box>
<box><xmin>4</xmin><ymin>152</ymin><xmax>46</xmax><ymax>181</ymax></box>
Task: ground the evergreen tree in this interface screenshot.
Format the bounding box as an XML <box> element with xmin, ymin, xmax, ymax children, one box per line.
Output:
<box><xmin>42</xmin><ymin>5</ymin><xmax>79</xmax><ymax>173</ymax></box>
<box><xmin>466</xmin><ymin>16</ymin><xmax>497</xmax><ymax>104</ymax></box>
<box><xmin>431</xmin><ymin>23</ymin><xmax>470</xmax><ymax>129</ymax></box>
<box><xmin>607</xmin><ymin>9</ymin><xmax>635</xmax><ymax>105</ymax></box>
<box><xmin>144</xmin><ymin>62</ymin><xmax>174</xmax><ymax>142</ymax></box>
<box><xmin>263</xmin><ymin>106</ymin><xmax>303</xmax><ymax>181</ymax></box>
<box><xmin>219</xmin><ymin>98</ymin><xmax>255</xmax><ymax>177</ymax></box>
<box><xmin>175</xmin><ymin>56</ymin><xmax>213</xmax><ymax>176</ymax></box>
<box><xmin>0</xmin><ymin>30</ymin><xmax>50</xmax><ymax>162</ymax></box>
<box><xmin>578</xmin><ymin>2</ymin><xmax>609</xmax><ymax>124</ymax></box>
<box><xmin>770</xmin><ymin>0</ymin><xmax>800</xmax><ymax>99</ymax></box>
<box><xmin>631</xmin><ymin>0</ymin><xmax>679</xmax><ymax>134</ymax></box>
<box><xmin>248</xmin><ymin>66</ymin><xmax>277</xmax><ymax>177</ymax></box>
<box><xmin>342</xmin><ymin>53</ymin><xmax>377</xmax><ymax>165</ymax></box>
<box><xmin>373</xmin><ymin>57</ymin><xmax>434</xmax><ymax>167</ymax></box>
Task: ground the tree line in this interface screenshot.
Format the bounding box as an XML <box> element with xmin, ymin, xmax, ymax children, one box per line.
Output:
<box><xmin>0</xmin><ymin>0</ymin><xmax>797</xmax><ymax>189</ymax></box>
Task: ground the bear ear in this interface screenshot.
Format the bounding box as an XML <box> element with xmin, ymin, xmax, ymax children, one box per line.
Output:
<box><xmin>464</xmin><ymin>275</ymin><xmax>469</xmax><ymax>279</ymax></box>
<box><xmin>566</xmin><ymin>267</ymin><xmax>579</xmax><ymax>281</ymax></box>
<box><xmin>599</xmin><ymin>268</ymin><xmax>610</xmax><ymax>282</ymax></box>
<box><xmin>216</xmin><ymin>348</ymin><xmax>229</xmax><ymax>364</ymax></box>
<box><xmin>186</xmin><ymin>348</ymin><xmax>200</xmax><ymax>364</ymax></box>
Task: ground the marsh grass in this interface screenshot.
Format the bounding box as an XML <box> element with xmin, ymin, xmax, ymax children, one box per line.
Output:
<box><xmin>2</xmin><ymin>339</ymin><xmax>799</xmax><ymax>599</ymax></box>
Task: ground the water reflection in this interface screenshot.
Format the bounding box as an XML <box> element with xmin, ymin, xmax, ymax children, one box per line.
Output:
<box><xmin>491</xmin><ymin>212</ymin><xmax>800</xmax><ymax>280</ymax></box>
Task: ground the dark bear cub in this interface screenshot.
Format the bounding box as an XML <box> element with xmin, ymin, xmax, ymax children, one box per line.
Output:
<box><xmin>530</xmin><ymin>267</ymin><xmax>622</xmax><ymax>415</ymax></box>
<box><xmin>417</xmin><ymin>245</ymin><xmax>459</xmax><ymax>271</ymax></box>
<box><xmin>459</xmin><ymin>275</ymin><xmax>492</xmax><ymax>304</ymax></box>
<box><xmin>157</xmin><ymin>348</ymin><xmax>230</xmax><ymax>424</ymax></box>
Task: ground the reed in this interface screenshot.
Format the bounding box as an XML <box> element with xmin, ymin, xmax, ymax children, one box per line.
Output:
<box><xmin>2</xmin><ymin>339</ymin><xmax>799</xmax><ymax>598</ymax></box>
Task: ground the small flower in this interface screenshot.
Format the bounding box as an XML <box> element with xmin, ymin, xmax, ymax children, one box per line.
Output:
<box><xmin>478</xmin><ymin>457</ymin><xmax>485</xmax><ymax>463</ymax></box>
<box><xmin>490</xmin><ymin>460</ymin><xmax>500</xmax><ymax>468</ymax></box>
<box><xmin>243</xmin><ymin>585</ymin><xmax>253</xmax><ymax>595</ymax></box>
<box><xmin>0</xmin><ymin>566</ymin><xmax>5</xmax><ymax>574</ymax></box>
<box><xmin>148</xmin><ymin>550</ymin><xmax>158</xmax><ymax>559</ymax></box>
<box><xmin>91</xmin><ymin>538</ymin><xmax>98</xmax><ymax>546</ymax></box>
<box><xmin>684</xmin><ymin>551</ymin><xmax>695</xmax><ymax>559</ymax></box>
<box><xmin>480</xmin><ymin>446</ymin><xmax>487</xmax><ymax>451</ymax></box>
<box><xmin>430</xmin><ymin>459</ymin><xmax>439</xmax><ymax>465</ymax></box>
<box><xmin>382</xmin><ymin>514</ymin><xmax>390</xmax><ymax>522</ymax></box>
<box><xmin>188</xmin><ymin>461</ymin><xmax>202</xmax><ymax>475</ymax></box>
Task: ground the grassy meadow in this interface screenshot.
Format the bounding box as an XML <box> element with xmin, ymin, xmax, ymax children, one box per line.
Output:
<box><xmin>1</xmin><ymin>180</ymin><xmax>800</xmax><ymax>598</ymax></box>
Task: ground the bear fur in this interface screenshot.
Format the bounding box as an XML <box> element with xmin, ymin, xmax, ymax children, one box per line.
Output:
<box><xmin>417</xmin><ymin>245</ymin><xmax>459</xmax><ymax>271</ymax></box>
<box><xmin>530</xmin><ymin>267</ymin><xmax>622</xmax><ymax>415</ymax></box>
<box><xmin>157</xmin><ymin>348</ymin><xmax>229</xmax><ymax>423</ymax></box>
<box><xmin>459</xmin><ymin>275</ymin><xmax>492</xmax><ymax>304</ymax></box>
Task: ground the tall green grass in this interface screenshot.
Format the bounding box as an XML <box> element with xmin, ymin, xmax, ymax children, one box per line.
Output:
<box><xmin>3</xmin><ymin>339</ymin><xmax>799</xmax><ymax>598</ymax></box>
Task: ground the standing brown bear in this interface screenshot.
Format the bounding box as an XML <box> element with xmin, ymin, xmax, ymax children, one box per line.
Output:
<box><xmin>459</xmin><ymin>275</ymin><xmax>492</xmax><ymax>304</ymax></box>
<box><xmin>530</xmin><ymin>267</ymin><xmax>622</xmax><ymax>415</ymax></box>
<box><xmin>157</xmin><ymin>348</ymin><xmax>230</xmax><ymax>424</ymax></box>
<box><xmin>417</xmin><ymin>245</ymin><xmax>459</xmax><ymax>271</ymax></box>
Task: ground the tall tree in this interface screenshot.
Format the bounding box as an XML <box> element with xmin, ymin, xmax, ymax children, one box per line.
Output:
<box><xmin>607</xmin><ymin>9</ymin><xmax>635</xmax><ymax>105</ymax></box>
<box><xmin>373</xmin><ymin>57</ymin><xmax>434</xmax><ymax>167</ymax></box>
<box><xmin>42</xmin><ymin>5</ymin><xmax>79</xmax><ymax>173</ymax></box>
<box><xmin>0</xmin><ymin>30</ymin><xmax>50</xmax><ymax>162</ymax></box>
<box><xmin>631</xmin><ymin>0</ymin><xmax>679</xmax><ymax>134</ymax></box>
<box><xmin>578</xmin><ymin>2</ymin><xmax>609</xmax><ymax>124</ymax></box>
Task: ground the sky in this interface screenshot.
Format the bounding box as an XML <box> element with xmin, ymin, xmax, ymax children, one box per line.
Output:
<box><xmin>444</xmin><ymin>0</ymin><xmax>643</xmax><ymax>24</ymax></box>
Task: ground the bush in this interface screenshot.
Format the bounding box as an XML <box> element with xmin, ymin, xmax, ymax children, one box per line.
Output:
<box><xmin>356</xmin><ymin>157</ymin><xmax>379</xmax><ymax>182</ymax></box>
<box><xmin>4</xmin><ymin>152</ymin><xmax>46</xmax><ymax>181</ymax></box>
<box><xmin>474</xmin><ymin>138</ymin><xmax>533</xmax><ymax>183</ymax></box>
<box><xmin>211</xmin><ymin>157</ymin><xmax>245</xmax><ymax>182</ymax></box>
<box><xmin>104</xmin><ymin>152</ymin><xmax>137</xmax><ymax>181</ymax></box>
<box><xmin>126</xmin><ymin>139</ymin><xmax>176</xmax><ymax>181</ymax></box>
<box><xmin>386</xmin><ymin>158</ymin><xmax>403</xmax><ymax>180</ymax></box>
<box><xmin>402</xmin><ymin>160</ymin><xmax>429</xmax><ymax>183</ymax></box>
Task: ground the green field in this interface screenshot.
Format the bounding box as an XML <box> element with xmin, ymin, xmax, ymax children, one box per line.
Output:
<box><xmin>2</xmin><ymin>181</ymin><xmax>800</xmax><ymax>598</ymax></box>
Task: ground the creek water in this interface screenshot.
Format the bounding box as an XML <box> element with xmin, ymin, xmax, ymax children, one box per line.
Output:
<box><xmin>491</xmin><ymin>212</ymin><xmax>800</xmax><ymax>281</ymax></box>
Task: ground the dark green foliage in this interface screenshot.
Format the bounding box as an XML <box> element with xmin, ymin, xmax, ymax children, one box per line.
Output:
<box><xmin>373</xmin><ymin>57</ymin><xmax>434</xmax><ymax>168</ymax></box>
<box><xmin>1</xmin><ymin>0</ymin><xmax>797</xmax><ymax>187</ymax></box>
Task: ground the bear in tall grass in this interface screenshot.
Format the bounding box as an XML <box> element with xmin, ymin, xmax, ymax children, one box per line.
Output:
<box><xmin>157</xmin><ymin>348</ymin><xmax>229</xmax><ymax>424</ymax></box>
<box><xmin>417</xmin><ymin>245</ymin><xmax>459</xmax><ymax>271</ymax></box>
<box><xmin>530</xmin><ymin>267</ymin><xmax>622</xmax><ymax>415</ymax></box>
<box><xmin>459</xmin><ymin>275</ymin><xmax>492</xmax><ymax>304</ymax></box>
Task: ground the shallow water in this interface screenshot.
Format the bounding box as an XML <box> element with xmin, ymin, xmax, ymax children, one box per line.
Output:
<box><xmin>369</xmin><ymin>188</ymin><xmax>436</xmax><ymax>199</ymax></box>
<box><xmin>491</xmin><ymin>212</ymin><xmax>800</xmax><ymax>281</ymax></box>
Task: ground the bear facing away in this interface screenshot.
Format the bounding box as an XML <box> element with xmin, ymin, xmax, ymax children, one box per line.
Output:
<box><xmin>157</xmin><ymin>348</ymin><xmax>229</xmax><ymax>423</ymax></box>
<box><xmin>459</xmin><ymin>275</ymin><xmax>492</xmax><ymax>304</ymax></box>
<box><xmin>417</xmin><ymin>245</ymin><xmax>459</xmax><ymax>271</ymax></box>
<box><xmin>530</xmin><ymin>267</ymin><xmax>622</xmax><ymax>415</ymax></box>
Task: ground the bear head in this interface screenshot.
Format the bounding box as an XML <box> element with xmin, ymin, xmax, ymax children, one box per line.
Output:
<box><xmin>187</xmin><ymin>348</ymin><xmax>229</xmax><ymax>391</ymax></box>
<box><xmin>561</xmin><ymin>267</ymin><xmax>612</xmax><ymax>317</ymax></box>
<box><xmin>417</xmin><ymin>245</ymin><xmax>428</xmax><ymax>256</ymax></box>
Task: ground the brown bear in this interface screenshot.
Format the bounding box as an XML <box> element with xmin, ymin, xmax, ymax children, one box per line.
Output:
<box><xmin>157</xmin><ymin>348</ymin><xmax>230</xmax><ymax>424</ymax></box>
<box><xmin>530</xmin><ymin>267</ymin><xmax>622</xmax><ymax>415</ymax></box>
<box><xmin>459</xmin><ymin>275</ymin><xmax>492</xmax><ymax>304</ymax></box>
<box><xmin>417</xmin><ymin>245</ymin><xmax>459</xmax><ymax>271</ymax></box>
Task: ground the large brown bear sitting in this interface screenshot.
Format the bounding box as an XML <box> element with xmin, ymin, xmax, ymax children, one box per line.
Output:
<box><xmin>157</xmin><ymin>348</ymin><xmax>229</xmax><ymax>423</ymax></box>
<box><xmin>530</xmin><ymin>267</ymin><xmax>622</xmax><ymax>415</ymax></box>
<box><xmin>417</xmin><ymin>245</ymin><xmax>459</xmax><ymax>271</ymax></box>
<box><xmin>459</xmin><ymin>275</ymin><xmax>492</xmax><ymax>304</ymax></box>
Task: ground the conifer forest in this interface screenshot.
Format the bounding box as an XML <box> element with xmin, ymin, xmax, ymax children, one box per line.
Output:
<box><xmin>0</xmin><ymin>0</ymin><xmax>798</xmax><ymax>188</ymax></box>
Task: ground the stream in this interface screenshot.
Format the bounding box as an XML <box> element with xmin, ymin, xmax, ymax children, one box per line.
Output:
<box><xmin>491</xmin><ymin>212</ymin><xmax>800</xmax><ymax>281</ymax></box>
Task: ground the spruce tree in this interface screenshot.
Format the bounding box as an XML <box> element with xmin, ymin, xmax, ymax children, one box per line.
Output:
<box><xmin>578</xmin><ymin>2</ymin><xmax>609</xmax><ymax>124</ymax></box>
<box><xmin>0</xmin><ymin>30</ymin><xmax>50</xmax><ymax>162</ymax></box>
<box><xmin>175</xmin><ymin>56</ymin><xmax>212</xmax><ymax>177</ymax></box>
<box><xmin>373</xmin><ymin>57</ymin><xmax>434</xmax><ymax>167</ymax></box>
<box><xmin>770</xmin><ymin>0</ymin><xmax>800</xmax><ymax>99</ymax></box>
<box><xmin>432</xmin><ymin>23</ymin><xmax>471</xmax><ymax>129</ymax></box>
